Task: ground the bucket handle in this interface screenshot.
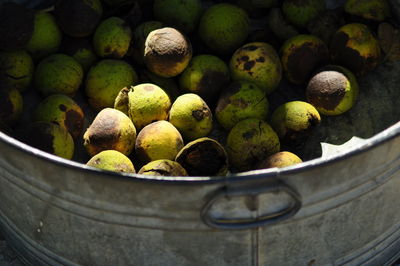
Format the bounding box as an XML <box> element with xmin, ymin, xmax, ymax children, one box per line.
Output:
<box><xmin>200</xmin><ymin>180</ymin><xmax>302</xmax><ymax>230</ymax></box>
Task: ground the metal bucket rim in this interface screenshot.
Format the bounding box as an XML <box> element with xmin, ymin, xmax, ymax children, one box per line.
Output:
<box><xmin>1</xmin><ymin>120</ymin><xmax>400</xmax><ymax>183</ymax></box>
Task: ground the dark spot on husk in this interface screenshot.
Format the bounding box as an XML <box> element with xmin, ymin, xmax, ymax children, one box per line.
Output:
<box><xmin>192</xmin><ymin>105</ymin><xmax>211</xmax><ymax>121</ymax></box>
<box><xmin>176</xmin><ymin>140</ymin><xmax>227</xmax><ymax>176</ymax></box>
<box><xmin>144</xmin><ymin>27</ymin><xmax>192</xmax><ymax>76</ymax></box>
<box><xmin>330</xmin><ymin>31</ymin><xmax>378</xmax><ymax>76</ymax></box>
<box><xmin>239</xmin><ymin>55</ymin><xmax>249</xmax><ymax>62</ymax></box>
<box><xmin>54</xmin><ymin>0</ymin><xmax>102</xmax><ymax>38</ymax></box>
<box><xmin>0</xmin><ymin>3</ymin><xmax>34</xmax><ymax>51</ymax></box>
<box><xmin>65</xmin><ymin>109</ymin><xmax>84</xmax><ymax>139</ymax></box>
<box><xmin>115</xmin><ymin>163</ymin><xmax>133</xmax><ymax>172</ymax></box>
<box><xmin>282</xmin><ymin>115</ymin><xmax>320</xmax><ymax>147</ymax></box>
<box><xmin>215</xmin><ymin>82</ymin><xmax>242</xmax><ymax>113</ymax></box>
<box><xmin>94</xmin><ymin>158</ymin><xmax>101</xmax><ymax>164</ymax></box>
<box><xmin>242</xmin><ymin>45</ymin><xmax>258</xmax><ymax>51</ymax></box>
<box><xmin>198</xmin><ymin>70</ymin><xmax>230</xmax><ymax>105</ymax></box>
<box><xmin>28</xmin><ymin>123</ymin><xmax>55</xmax><ymax>154</ymax></box>
<box><xmin>243</xmin><ymin>129</ymin><xmax>257</xmax><ymax>140</ymax></box>
<box><xmin>307</xmin><ymin>71</ymin><xmax>347</xmax><ymax>110</ymax></box>
<box><xmin>243</xmin><ymin>60</ymin><xmax>256</xmax><ymax>71</ymax></box>
<box><xmin>256</xmin><ymin>57</ymin><xmax>265</xmax><ymax>62</ymax></box>
<box><xmin>87</xmin><ymin>111</ymin><xmax>121</xmax><ymax>152</ymax></box>
<box><xmin>59</xmin><ymin>104</ymin><xmax>67</xmax><ymax>112</ymax></box>
<box><xmin>287</xmin><ymin>41</ymin><xmax>330</xmax><ymax>84</ymax></box>
<box><xmin>232</xmin><ymin>98</ymin><xmax>248</xmax><ymax>108</ymax></box>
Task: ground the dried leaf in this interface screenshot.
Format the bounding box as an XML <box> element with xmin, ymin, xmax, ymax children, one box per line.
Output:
<box><xmin>378</xmin><ymin>22</ymin><xmax>400</xmax><ymax>62</ymax></box>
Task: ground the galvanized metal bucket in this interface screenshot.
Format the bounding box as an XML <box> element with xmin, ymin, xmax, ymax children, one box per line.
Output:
<box><xmin>2</xmin><ymin>0</ymin><xmax>400</xmax><ymax>265</ymax></box>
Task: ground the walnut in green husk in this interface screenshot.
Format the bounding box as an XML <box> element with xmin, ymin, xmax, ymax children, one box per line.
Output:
<box><xmin>27</xmin><ymin>121</ymin><xmax>74</xmax><ymax>160</ymax></box>
<box><xmin>257</xmin><ymin>151</ymin><xmax>302</xmax><ymax>169</ymax></box>
<box><xmin>226</xmin><ymin>118</ymin><xmax>280</xmax><ymax>172</ymax></box>
<box><xmin>135</xmin><ymin>120</ymin><xmax>184</xmax><ymax>164</ymax></box>
<box><xmin>144</xmin><ymin>27</ymin><xmax>192</xmax><ymax>77</ymax></box>
<box><xmin>330</xmin><ymin>23</ymin><xmax>381</xmax><ymax>76</ymax></box>
<box><xmin>280</xmin><ymin>34</ymin><xmax>330</xmax><ymax>84</ymax></box>
<box><xmin>230</xmin><ymin>42</ymin><xmax>282</xmax><ymax>94</ymax></box>
<box><xmin>85</xmin><ymin>59</ymin><xmax>138</xmax><ymax>110</ymax></box>
<box><xmin>0</xmin><ymin>88</ymin><xmax>23</xmax><ymax>127</ymax></box>
<box><xmin>0</xmin><ymin>50</ymin><xmax>34</xmax><ymax>92</ymax></box>
<box><xmin>93</xmin><ymin>17</ymin><xmax>132</xmax><ymax>59</ymax></box>
<box><xmin>34</xmin><ymin>54</ymin><xmax>83</xmax><ymax>97</ymax></box>
<box><xmin>282</xmin><ymin>0</ymin><xmax>326</xmax><ymax>29</ymax></box>
<box><xmin>198</xmin><ymin>3</ymin><xmax>249</xmax><ymax>55</ymax></box>
<box><xmin>26</xmin><ymin>12</ymin><xmax>62</xmax><ymax>60</ymax></box>
<box><xmin>175</xmin><ymin>137</ymin><xmax>228</xmax><ymax>176</ymax></box>
<box><xmin>344</xmin><ymin>0</ymin><xmax>390</xmax><ymax>22</ymax></box>
<box><xmin>179</xmin><ymin>54</ymin><xmax>230</xmax><ymax>106</ymax></box>
<box><xmin>55</xmin><ymin>0</ymin><xmax>103</xmax><ymax>38</ymax></box>
<box><xmin>153</xmin><ymin>0</ymin><xmax>202</xmax><ymax>34</ymax></box>
<box><xmin>169</xmin><ymin>93</ymin><xmax>213</xmax><ymax>141</ymax></box>
<box><xmin>33</xmin><ymin>94</ymin><xmax>84</xmax><ymax>139</ymax></box>
<box><xmin>86</xmin><ymin>150</ymin><xmax>136</xmax><ymax>173</ymax></box>
<box><xmin>138</xmin><ymin>159</ymin><xmax>187</xmax><ymax>176</ymax></box>
<box><xmin>270</xmin><ymin>101</ymin><xmax>321</xmax><ymax>146</ymax></box>
<box><xmin>215</xmin><ymin>81</ymin><xmax>268</xmax><ymax>131</ymax></box>
<box><xmin>125</xmin><ymin>83</ymin><xmax>172</xmax><ymax>130</ymax></box>
<box><xmin>83</xmin><ymin>108</ymin><xmax>136</xmax><ymax>157</ymax></box>
<box><xmin>306</xmin><ymin>65</ymin><xmax>359</xmax><ymax>116</ymax></box>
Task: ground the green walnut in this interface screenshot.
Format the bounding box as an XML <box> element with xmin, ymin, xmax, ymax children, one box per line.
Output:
<box><xmin>60</xmin><ymin>36</ymin><xmax>98</xmax><ymax>72</ymax></box>
<box><xmin>0</xmin><ymin>50</ymin><xmax>34</xmax><ymax>92</ymax></box>
<box><xmin>144</xmin><ymin>27</ymin><xmax>192</xmax><ymax>78</ymax></box>
<box><xmin>86</xmin><ymin>150</ymin><xmax>136</xmax><ymax>173</ymax></box>
<box><xmin>198</xmin><ymin>3</ymin><xmax>249</xmax><ymax>55</ymax></box>
<box><xmin>330</xmin><ymin>23</ymin><xmax>381</xmax><ymax>76</ymax></box>
<box><xmin>0</xmin><ymin>3</ymin><xmax>35</xmax><ymax>51</ymax></box>
<box><xmin>83</xmin><ymin>108</ymin><xmax>136</xmax><ymax>157</ymax></box>
<box><xmin>169</xmin><ymin>93</ymin><xmax>213</xmax><ymax>141</ymax></box>
<box><xmin>0</xmin><ymin>88</ymin><xmax>23</xmax><ymax>126</ymax></box>
<box><xmin>33</xmin><ymin>94</ymin><xmax>84</xmax><ymax>139</ymax></box>
<box><xmin>270</xmin><ymin>101</ymin><xmax>321</xmax><ymax>146</ymax></box>
<box><xmin>230</xmin><ymin>42</ymin><xmax>282</xmax><ymax>94</ymax></box>
<box><xmin>85</xmin><ymin>59</ymin><xmax>138</xmax><ymax>110</ymax></box>
<box><xmin>138</xmin><ymin>159</ymin><xmax>188</xmax><ymax>176</ymax></box>
<box><xmin>179</xmin><ymin>54</ymin><xmax>230</xmax><ymax>105</ymax></box>
<box><xmin>257</xmin><ymin>151</ymin><xmax>302</xmax><ymax>169</ymax></box>
<box><xmin>280</xmin><ymin>34</ymin><xmax>330</xmax><ymax>84</ymax></box>
<box><xmin>119</xmin><ymin>83</ymin><xmax>172</xmax><ymax>130</ymax></box>
<box><xmin>344</xmin><ymin>0</ymin><xmax>390</xmax><ymax>22</ymax></box>
<box><xmin>132</xmin><ymin>21</ymin><xmax>163</xmax><ymax>65</ymax></box>
<box><xmin>93</xmin><ymin>17</ymin><xmax>132</xmax><ymax>59</ymax></box>
<box><xmin>135</xmin><ymin>120</ymin><xmax>184</xmax><ymax>164</ymax></box>
<box><xmin>153</xmin><ymin>0</ymin><xmax>202</xmax><ymax>34</ymax></box>
<box><xmin>55</xmin><ymin>0</ymin><xmax>103</xmax><ymax>37</ymax></box>
<box><xmin>282</xmin><ymin>0</ymin><xmax>326</xmax><ymax>29</ymax></box>
<box><xmin>306</xmin><ymin>65</ymin><xmax>359</xmax><ymax>116</ymax></box>
<box><xmin>34</xmin><ymin>53</ymin><xmax>84</xmax><ymax>96</ymax></box>
<box><xmin>215</xmin><ymin>81</ymin><xmax>269</xmax><ymax>131</ymax></box>
<box><xmin>27</xmin><ymin>121</ymin><xmax>74</xmax><ymax>160</ymax></box>
<box><xmin>175</xmin><ymin>137</ymin><xmax>228</xmax><ymax>176</ymax></box>
<box><xmin>226</xmin><ymin>118</ymin><xmax>280</xmax><ymax>172</ymax></box>
<box><xmin>139</xmin><ymin>69</ymin><xmax>180</xmax><ymax>101</ymax></box>
<box><xmin>26</xmin><ymin>12</ymin><xmax>62</xmax><ymax>60</ymax></box>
